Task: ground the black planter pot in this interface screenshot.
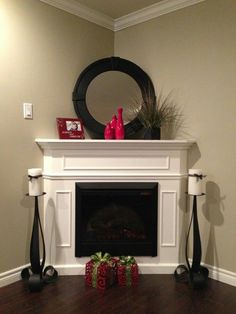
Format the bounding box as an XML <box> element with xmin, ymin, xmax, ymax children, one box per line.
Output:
<box><xmin>143</xmin><ymin>128</ymin><xmax>161</xmax><ymax>140</ymax></box>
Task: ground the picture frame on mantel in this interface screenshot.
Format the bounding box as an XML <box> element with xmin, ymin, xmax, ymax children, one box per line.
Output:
<box><xmin>56</xmin><ymin>118</ymin><xmax>85</xmax><ymax>139</ymax></box>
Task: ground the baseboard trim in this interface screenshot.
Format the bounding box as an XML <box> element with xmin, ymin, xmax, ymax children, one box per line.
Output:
<box><xmin>1</xmin><ymin>262</ymin><xmax>235</xmax><ymax>287</ymax></box>
<box><xmin>54</xmin><ymin>263</ymin><xmax>178</xmax><ymax>276</ymax></box>
<box><xmin>46</xmin><ymin>263</ymin><xmax>236</xmax><ymax>286</ymax></box>
<box><xmin>0</xmin><ymin>264</ymin><xmax>30</xmax><ymax>288</ymax></box>
<box><xmin>203</xmin><ymin>262</ymin><xmax>236</xmax><ymax>287</ymax></box>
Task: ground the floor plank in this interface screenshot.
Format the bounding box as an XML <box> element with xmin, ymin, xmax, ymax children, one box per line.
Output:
<box><xmin>0</xmin><ymin>275</ymin><xmax>236</xmax><ymax>314</ymax></box>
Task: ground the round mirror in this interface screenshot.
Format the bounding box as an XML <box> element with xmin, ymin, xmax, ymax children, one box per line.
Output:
<box><xmin>73</xmin><ymin>57</ymin><xmax>155</xmax><ymax>139</ymax></box>
<box><xmin>86</xmin><ymin>71</ymin><xmax>142</xmax><ymax>125</ymax></box>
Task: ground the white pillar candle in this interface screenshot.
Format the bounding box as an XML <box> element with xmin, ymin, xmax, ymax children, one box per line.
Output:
<box><xmin>188</xmin><ymin>169</ymin><xmax>203</xmax><ymax>195</ymax></box>
<box><xmin>28</xmin><ymin>168</ymin><xmax>43</xmax><ymax>196</ymax></box>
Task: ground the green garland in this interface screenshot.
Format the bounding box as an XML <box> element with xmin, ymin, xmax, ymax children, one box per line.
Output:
<box><xmin>90</xmin><ymin>252</ymin><xmax>111</xmax><ymax>288</ymax></box>
<box><xmin>125</xmin><ymin>266</ymin><xmax>132</xmax><ymax>286</ymax></box>
<box><xmin>92</xmin><ymin>263</ymin><xmax>99</xmax><ymax>288</ymax></box>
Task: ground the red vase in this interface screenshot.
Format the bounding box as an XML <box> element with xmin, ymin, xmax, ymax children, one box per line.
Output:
<box><xmin>110</xmin><ymin>115</ymin><xmax>117</xmax><ymax>139</ymax></box>
<box><xmin>115</xmin><ymin>107</ymin><xmax>124</xmax><ymax>139</ymax></box>
<box><xmin>104</xmin><ymin>122</ymin><xmax>113</xmax><ymax>140</ymax></box>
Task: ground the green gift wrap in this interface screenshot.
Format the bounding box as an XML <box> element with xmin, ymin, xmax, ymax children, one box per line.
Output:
<box><xmin>117</xmin><ymin>256</ymin><xmax>139</xmax><ymax>287</ymax></box>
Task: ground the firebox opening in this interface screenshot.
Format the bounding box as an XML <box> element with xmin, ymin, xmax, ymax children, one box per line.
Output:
<box><xmin>75</xmin><ymin>182</ymin><xmax>158</xmax><ymax>257</ymax></box>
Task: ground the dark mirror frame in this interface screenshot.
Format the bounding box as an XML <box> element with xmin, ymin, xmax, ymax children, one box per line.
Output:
<box><xmin>72</xmin><ymin>56</ymin><xmax>155</xmax><ymax>139</ymax></box>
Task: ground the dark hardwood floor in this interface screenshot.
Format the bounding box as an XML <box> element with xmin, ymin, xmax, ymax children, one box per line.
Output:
<box><xmin>0</xmin><ymin>275</ymin><xmax>236</xmax><ymax>314</ymax></box>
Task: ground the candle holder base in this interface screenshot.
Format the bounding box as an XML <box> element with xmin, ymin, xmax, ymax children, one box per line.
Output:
<box><xmin>28</xmin><ymin>274</ymin><xmax>43</xmax><ymax>292</ymax></box>
<box><xmin>190</xmin><ymin>267</ymin><xmax>209</xmax><ymax>289</ymax></box>
<box><xmin>21</xmin><ymin>265</ymin><xmax>58</xmax><ymax>292</ymax></box>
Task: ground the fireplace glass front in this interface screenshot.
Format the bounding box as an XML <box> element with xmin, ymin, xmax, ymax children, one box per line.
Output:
<box><xmin>75</xmin><ymin>182</ymin><xmax>158</xmax><ymax>257</ymax></box>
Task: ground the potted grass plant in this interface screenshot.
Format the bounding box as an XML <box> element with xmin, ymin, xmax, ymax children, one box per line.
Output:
<box><xmin>128</xmin><ymin>87</ymin><xmax>184</xmax><ymax>140</ymax></box>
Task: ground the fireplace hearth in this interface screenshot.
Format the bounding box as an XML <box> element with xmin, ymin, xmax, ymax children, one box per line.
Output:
<box><xmin>75</xmin><ymin>183</ymin><xmax>158</xmax><ymax>257</ymax></box>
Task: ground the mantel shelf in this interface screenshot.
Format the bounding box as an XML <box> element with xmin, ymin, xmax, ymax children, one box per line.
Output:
<box><xmin>35</xmin><ymin>138</ymin><xmax>196</xmax><ymax>151</ymax></box>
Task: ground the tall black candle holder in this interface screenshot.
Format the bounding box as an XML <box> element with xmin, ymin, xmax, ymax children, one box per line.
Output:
<box><xmin>175</xmin><ymin>193</ymin><xmax>209</xmax><ymax>289</ymax></box>
<box><xmin>21</xmin><ymin>193</ymin><xmax>58</xmax><ymax>292</ymax></box>
<box><xmin>185</xmin><ymin>194</ymin><xmax>209</xmax><ymax>288</ymax></box>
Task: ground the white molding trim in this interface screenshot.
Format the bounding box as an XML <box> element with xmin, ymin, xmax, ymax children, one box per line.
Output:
<box><xmin>39</xmin><ymin>0</ymin><xmax>206</xmax><ymax>31</ymax></box>
<box><xmin>39</xmin><ymin>0</ymin><xmax>114</xmax><ymax>30</ymax></box>
<box><xmin>160</xmin><ymin>191</ymin><xmax>177</xmax><ymax>247</ymax></box>
<box><xmin>43</xmin><ymin>263</ymin><xmax>236</xmax><ymax>283</ymax></box>
<box><xmin>0</xmin><ymin>264</ymin><xmax>30</xmax><ymax>288</ymax></box>
<box><xmin>203</xmin><ymin>262</ymin><xmax>236</xmax><ymax>287</ymax></box>
<box><xmin>63</xmin><ymin>155</ymin><xmax>170</xmax><ymax>171</ymax></box>
<box><xmin>43</xmin><ymin>174</ymin><xmax>188</xmax><ymax>181</ymax></box>
<box><xmin>114</xmin><ymin>0</ymin><xmax>206</xmax><ymax>31</ymax></box>
<box><xmin>36</xmin><ymin>139</ymin><xmax>195</xmax><ymax>151</ymax></box>
<box><xmin>1</xmin><ymin>262</ymin><xmax>235</xmax><ymax>287</ymax></box>
<box><xmin>52</xmin><ymin>263</ymin><xmax>179</xmax><ymax>275</ymax></box>
<box><xmin>55</xmin><ymin>190</ymin><xmax>72</xmax><ymax>248</ymax></box>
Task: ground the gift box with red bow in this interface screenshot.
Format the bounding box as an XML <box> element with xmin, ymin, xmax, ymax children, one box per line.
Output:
<box><xmin>117</xmin><ymin>256</ymin><xmax>139</xmax><ymax>287</ymax></box>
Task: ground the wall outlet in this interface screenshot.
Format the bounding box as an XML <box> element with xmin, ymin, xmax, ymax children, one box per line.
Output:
<box><xmin>23</xmin><ymin>103</ymin><xmax>33</xmax><ymax>119</ymax></box>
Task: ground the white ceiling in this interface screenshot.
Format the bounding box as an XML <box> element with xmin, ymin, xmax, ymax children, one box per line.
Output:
<box><xmin>40</xmin><ymin>0</ymin><xmax>206</xmax><ymax>31</ymax></box>
<box><xmin>73</xmin><ymin>0</ymin><xmax>163</xmax><ymax>19</ymax></box>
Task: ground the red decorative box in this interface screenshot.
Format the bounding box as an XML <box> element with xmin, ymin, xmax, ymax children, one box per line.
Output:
<box><xmin>117</xmin><ymin>257</ymin><xmax>139</xmax><ymax>287</ymax></box>
<box><xmin>85</xmin><ymin>253</ymin><xmax>118</xmax><ymax>292</ymax></box>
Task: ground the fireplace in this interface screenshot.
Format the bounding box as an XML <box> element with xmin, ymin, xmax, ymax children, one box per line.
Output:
<box><xmin>37</xmin><ymin>139</ymin><xmax>194</xmax><ymax>274</ymax></box>
<box><xmin>75</xmin><ymin>183</ymin><xmax>158</xmax><ymax>257</ymax></box>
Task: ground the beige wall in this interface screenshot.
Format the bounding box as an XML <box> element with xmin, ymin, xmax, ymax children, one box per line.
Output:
<box><xmin>0</xmin><ymin>0</ymin><xmax>113</xmax><ymax>272</ymax></box>
<box><xmin>115</xmin><ymin>0</ymin><xmax>236</xmax><ymax>272</ymax></box>
<box><xmin>1</xmin><ymin>0</ymin><xmax>235</xmax><ymax>276</ymax></box>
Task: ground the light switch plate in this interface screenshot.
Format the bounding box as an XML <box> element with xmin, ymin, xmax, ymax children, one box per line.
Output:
<box><xmin>23</xmin><ymin>103</ymin><xmax>33</xmax><ymax>119</ymax></box>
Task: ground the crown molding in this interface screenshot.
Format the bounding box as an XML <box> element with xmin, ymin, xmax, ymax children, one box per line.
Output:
<box><xmin>114</xmin><ymin>0</ymin><xmax>206</xmax><ymax>31</ymax></box>
<box><xmin>39</xmin><ymin>0</ymin><xmax>206</xmax><ymax>32</ymax></box>
<box><xmin>39</xmin><ymin>0</ymin><xmax>114</xmax><ymax>30</ymax></box>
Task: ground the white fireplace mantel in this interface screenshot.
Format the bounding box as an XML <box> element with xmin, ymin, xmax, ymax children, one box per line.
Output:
<box><xmin>36</xmin><ymin>139</ymin><xmax>194</xmax><ymax>151</ymax></box>
<box><xmin>36</xmin><ymin>139</ymin><xmax>195</xmax><ymax>178</ymax></box>
<box><xmin>36</xmin><ymin>138</ymin><xmax>195</xmax><ymax>275</ymax></box>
